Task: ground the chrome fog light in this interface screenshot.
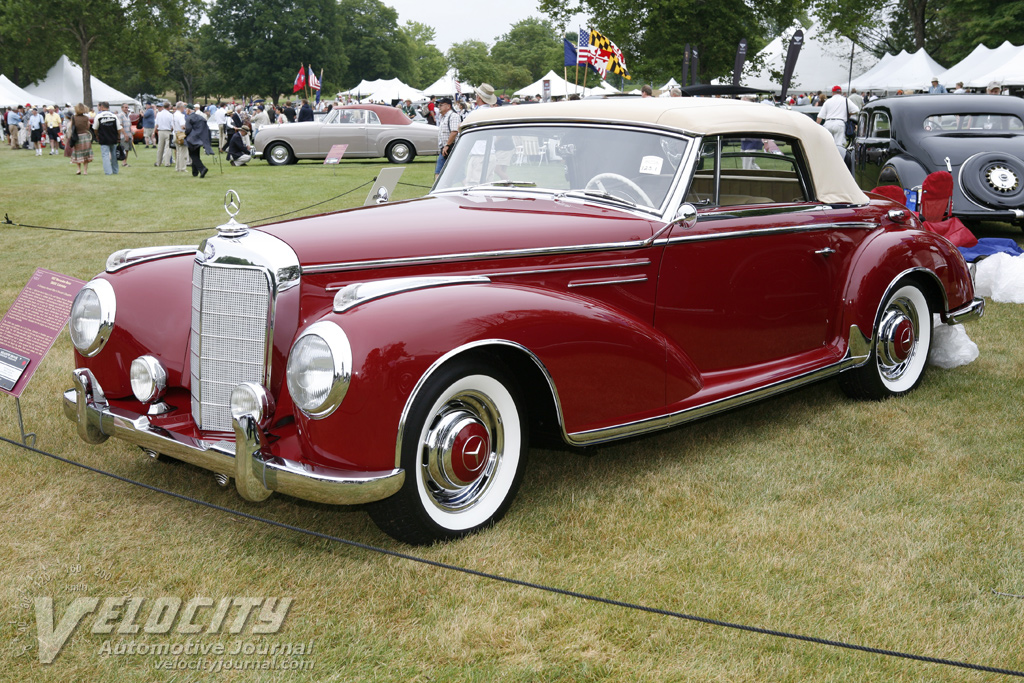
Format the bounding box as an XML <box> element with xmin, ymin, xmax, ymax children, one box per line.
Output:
<box><xmin>230</xmin><ymin>382</ymin><xmax>275</xmax><ymax>429</ymax></box>
<box><xmin>130</xmin><ymin>355</ymin><xmax>167</xmax><ymax>403</ymax></box>
<box><xmin>286</xmin><ymin>322</ymin><xmax>352</xmax><ymax>419</ymax></box>
<box><xmin>70</xmin><ymin>279</ymin><xmax>116</xmax><ymax>357</ymax></box>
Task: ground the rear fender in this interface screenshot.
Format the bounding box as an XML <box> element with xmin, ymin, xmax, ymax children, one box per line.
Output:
<box><xmin>292</xmin><ymin>283</ymin><xmax>703</xmax><ymax>471</ymax></box>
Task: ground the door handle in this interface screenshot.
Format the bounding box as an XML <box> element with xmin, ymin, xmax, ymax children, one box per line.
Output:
<box><xmin>815</xmin><ymin>247</ymin><xmax>836</xmax><ymax>257</ymax></box>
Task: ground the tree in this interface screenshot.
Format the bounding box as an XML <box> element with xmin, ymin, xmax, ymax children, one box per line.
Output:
<box><xmin>491</xmin><ymin>17</ymin><xmax>564</xmax><ymax>88</ymax></box>
<box><xmin>402</xmin><ymin>21</ymin><xmax>447</xmax><ymax>89</ymax></box>
<box><xmin>206</xmin><ymin>0</ymin><xmax>346</xmax><ymax>104</ymax></box>
<box><xmin>539</xmin><ymin>0</ymin><xmax>804</xmax><ymax>84</ymax></box>
<box><xmin>337</xmin><ymin>0</ymin><xmax>412</xmax><ymax>87</ymax></box>
<box><xmin>446</xmin><ymin>40</ymin><xmax>497</xmax><ymax>88</ymax></box>
<box><xmin>0</xmin><ymin>0</ymin><xmax>66</xmax><ymax>87</ymax></box>
<box><xmin>5</xmin><ymin>0</ymin><xmax>199</xmax><ymax>106</ymax></box>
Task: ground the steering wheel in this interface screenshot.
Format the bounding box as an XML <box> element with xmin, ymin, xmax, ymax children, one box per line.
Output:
<box><xmin>585</xmin><ymin>173</ymin><xmax>654</xmax><ymax>207</ymax></box>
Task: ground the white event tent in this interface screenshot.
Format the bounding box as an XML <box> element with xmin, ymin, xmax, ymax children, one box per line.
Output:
<box><xmin>968</xmin><ymin>44</ymin><xmax>1024</xmax><ymax>88</ymax></box>
<box><xmin>341</xmin><ymin>78</ymin><xmax>390</xmax><ymax>98</ymax></box>
<box><xmin>938</xmin><ymin>42</ymin><xmax>1024</xmax><ymax>88</ymax></box>
<box><xmin>847</xmin><ymin>48</ymin><xmax>946</xmax><ymax>92</ymax></box>
<box><xmin>514</xmin><ymin>70</ymin><xmax>607</xmax><ymax>99</ymax></box>
<box><xmin>24</xmin><ymin>55</ymin><xmax>138</xmax><ymax>106</ymax></box>
<box><xmin>0</xmin><ymin>75</ymin><xmax>55</xmax><ymax>107</ymax></box>
<box><xmin>357</xmin><ymin>78</ymin><xmax>423</xmax><ymax>103</ymax></box>
<box><xmin>727</xmin><ymin>21</ymin><xmax>878</xmax><ymax>93</ymax></box>
<box><xmin>421</xmin><ymin>69</ymin><xmax>475</xmax><ymax>97</ymax></box>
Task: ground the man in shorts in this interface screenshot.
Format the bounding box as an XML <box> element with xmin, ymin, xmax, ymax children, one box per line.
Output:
<box><xmin>45</xmin><ymin>107</ymin><xmax>62</xmax><ymax>154</ymax></box>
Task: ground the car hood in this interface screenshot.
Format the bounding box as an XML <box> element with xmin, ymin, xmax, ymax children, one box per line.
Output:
<box><xmin>914</xmin><ymin>134</ymin><xmax>1024</xmax><ymax>168</ymax></box>
<box><xmin>256</xmin><ymin>194</ymin><xmax>658</xmax><ymax>272</ymax></box>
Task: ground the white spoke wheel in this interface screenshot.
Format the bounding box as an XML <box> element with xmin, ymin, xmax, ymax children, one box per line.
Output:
<box><xmin>840</xmin><ymin>281</ymin><xmax>932</xmax><ymax>400</ymax></box>
<box><xmin>369</xmin><ymin>359</ymin><xmax>527</xmax><ymax>545</ymax></box>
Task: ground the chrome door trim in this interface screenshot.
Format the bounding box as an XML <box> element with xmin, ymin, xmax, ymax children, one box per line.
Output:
<box><xmin>658</xmin><ymin>221</ymin><xmax>878</xmax><ymax>245</ymax></box>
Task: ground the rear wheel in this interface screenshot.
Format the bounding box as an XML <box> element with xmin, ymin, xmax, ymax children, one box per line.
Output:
<box><xmin>840</xmin><ymin>281</ymin><xmax>932</xmax><ymax>400</ymax></box>
<box><xmin>369</xmin><ymin>358</ymin><xmax>527</xmax><ymax>545</ymax></box>
<box><xmin>265</xmin><ymin>142</ymin><xmax>294</xmax><ymax>166</ymax></box>
<box><xmin>385</xmin><ymin>140</ymin><xmax>414</xmax><ymax>164</ymax></box>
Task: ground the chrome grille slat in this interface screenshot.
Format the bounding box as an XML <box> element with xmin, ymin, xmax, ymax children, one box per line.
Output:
<box><xmin>190</xmin><ymin>262</ymin><xmax>270</xmax><ymax>432</ymax></box>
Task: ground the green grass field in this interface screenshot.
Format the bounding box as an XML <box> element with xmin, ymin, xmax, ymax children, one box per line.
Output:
<box><xmin>1</xmin><ymin>141</ymin><xmax>1023</xmax><ymax>681</ymax></box>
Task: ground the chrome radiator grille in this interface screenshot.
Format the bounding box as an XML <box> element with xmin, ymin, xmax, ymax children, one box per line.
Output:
<box><xmin>190</xmin><ymin>262</ymin><xmax>270</xmax><ymax>432</ymax></box>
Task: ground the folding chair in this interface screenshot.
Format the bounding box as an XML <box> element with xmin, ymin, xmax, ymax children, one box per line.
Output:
<box><xmin>919</xmin><ymin>171</ymin><xmax>954</xmax><ymax>222</ymax></box>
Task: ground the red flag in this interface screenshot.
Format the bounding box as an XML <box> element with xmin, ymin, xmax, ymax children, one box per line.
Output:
<box><xmin>293</xmin><ymin>66</ymin><xmax>306</xmax><ymax>93</ymax></box>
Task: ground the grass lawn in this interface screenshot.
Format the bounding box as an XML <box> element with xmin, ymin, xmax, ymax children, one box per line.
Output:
<box><xmin>1</xmin><ymin>141</ymin><xmax>1024</xmax><ymax>681</ymax></box>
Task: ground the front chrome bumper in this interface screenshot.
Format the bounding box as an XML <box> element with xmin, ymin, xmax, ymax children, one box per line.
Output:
<box><xmin>62</xmin><ymin>368</ymin><xmax>404</xmax><ymax>506</ymax></box>
<box><xmin>944</xmin><ymin>297</ymin><xmax>985</xmax><ymax>325</ymax></box>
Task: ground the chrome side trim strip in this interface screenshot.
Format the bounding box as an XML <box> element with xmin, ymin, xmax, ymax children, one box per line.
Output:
<box><xmin>304</xmin><ymin>239</ymin><xmax>653</xmax><ymax>274</ymax></box>
<box><xmin>324</xmin><ymin>260</ymin><xmax>653</xmax><ymax>290</ymax></box>
<box><xmin>659</xmin><ymin>221</ymin><xmax>877</xmax><ymax>245</ymax></box>
<box><xmin>106</xmin><ymin>245</ymin><xmax>199</xmax><ymax>273</ymax></box>
<box><xmin>333</xmin><ymin>276</ymin><xmax>490</xmax><ymax>312</ymax></box>
<box><xmin>567</xmin><ymin>276</ymin><xmax>648</xmax><ymax>288</ymax></box>
<box><xmin>563</xmin><ymin>324</ymin><xmax>872</xmax><ymax>446</ymax></box>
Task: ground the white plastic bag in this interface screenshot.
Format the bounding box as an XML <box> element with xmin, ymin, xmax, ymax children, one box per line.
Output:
<box><xmin>974</xmin><ymin>252</ymin><xmax>1024</xmax><ymax>304</ymax></box>
<box><xmin>928</xmin><ymin>315</ymin><xmax>979</xmax><ymax>369</ymax></box>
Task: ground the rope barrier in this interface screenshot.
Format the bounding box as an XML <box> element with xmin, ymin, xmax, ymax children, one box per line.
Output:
<box><xmin>0</xmin><ymin>432</ymin><xmax>1020</xmax><ymax>677</ymax></box>
<box><xmin>2</xmin><ymin>179</ymin><xmax>377</xmax><ymax>235</ymax></box>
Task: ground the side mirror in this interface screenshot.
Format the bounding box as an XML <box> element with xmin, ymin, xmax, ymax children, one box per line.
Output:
<box><xmin>674</xmin><ymin>203</ymin><xmax>698</xmax><ymax>229</ymax></box>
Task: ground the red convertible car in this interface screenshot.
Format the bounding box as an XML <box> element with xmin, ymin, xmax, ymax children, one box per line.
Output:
<box><xmin>64</xmin><ymin>99</ymin><xmax>983</xmax><ymax>544</ymax></box>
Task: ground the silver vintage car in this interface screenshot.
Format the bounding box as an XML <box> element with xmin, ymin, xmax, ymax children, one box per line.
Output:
<box><xmin>253</xmin><ymin>104</ymin><xmax>441</xmax><ymax>165</ymax></box>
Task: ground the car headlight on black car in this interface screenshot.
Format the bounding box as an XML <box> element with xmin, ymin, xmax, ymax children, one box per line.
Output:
<box><xmin>286</xmin><ymin>321</ymin><xmax>352</xmax><ymax>419</ymax></box>
<box><xmin>69</xmin><ymin>279</ymin><xmax>116</xmax><ymax>357</ymax></box>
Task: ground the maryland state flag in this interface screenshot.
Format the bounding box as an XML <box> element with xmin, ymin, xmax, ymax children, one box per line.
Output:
<box><xmin>589</xmin><ymin>29</ymin><xmax>630</xmax><ymax>80</ymax></box>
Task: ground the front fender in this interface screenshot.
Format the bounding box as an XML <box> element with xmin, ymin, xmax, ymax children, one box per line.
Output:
<box><xmin>291</xmin><ymin>283</ymin><xmax>703</xmax><ymax>472</ymax></box>
<box><xmin>841</xmin><ymin>226</ymin><xmax>975</xmax><ymax>342</ymax></box>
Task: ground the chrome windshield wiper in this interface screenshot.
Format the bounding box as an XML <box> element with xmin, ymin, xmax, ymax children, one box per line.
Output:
<box><xmin>465</xmin><ymin>180</ymin><xmax>538</xmax><ymax>191</ymax></box>
<box><xmin>563</xmin><ymin>189</ymin><xmax>637</xmax><ymax>208</ymax></box>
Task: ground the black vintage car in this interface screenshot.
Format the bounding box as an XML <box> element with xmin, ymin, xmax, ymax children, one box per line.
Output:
<box><xmin>854</xmin><ymin>94</ymin><xmax>1024</xmax><ymax>228</ymax></box>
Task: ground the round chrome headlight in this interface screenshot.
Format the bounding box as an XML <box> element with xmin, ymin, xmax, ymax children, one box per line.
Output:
<box><xmin>286</xmin><ymin>322</ymin><xmax>352</xmax><ymax>419</ymax></box>
<box><xmin>130</xmin><ymin>355</ymin><xmax>167</xmax><ymax>403</ymax></box>
<box><xmin>70</xmin><ymin>279</ymin><xmax>116</xmax><ymax>357</ymax></box>
<box><xmin>230</xmin><ymin>382</ymin><xmax>275</xmax><ymax>429</ymax></box>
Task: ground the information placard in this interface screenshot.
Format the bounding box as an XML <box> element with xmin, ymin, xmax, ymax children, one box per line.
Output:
<box><xmin>324</xmin><ymin>144</ymin><xmax>349</xmax><ymax>165</ymax></box>
<box><xmin>0</xmin><ymin>268</ymin><xmax>85</xmax><ymax>397</ymax></box>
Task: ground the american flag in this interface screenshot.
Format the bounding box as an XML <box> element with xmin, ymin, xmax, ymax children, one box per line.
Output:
<box><xmin>455</xmin><ymin>73</ymin><xmax>462</xmax><ymax>98</ymax></box>
<box><xmin>577</xmin><ymin>28</ymin><xmax>594</xmax><ymax>66</ymax></box>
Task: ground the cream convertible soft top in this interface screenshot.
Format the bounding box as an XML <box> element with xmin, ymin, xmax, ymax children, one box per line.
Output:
<box><xmin>463</xmin><ymin>98</ymin><xmax>869</xmax><ymax>207</ymax></box>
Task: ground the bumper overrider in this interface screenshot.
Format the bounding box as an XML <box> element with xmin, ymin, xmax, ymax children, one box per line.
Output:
<box><xmin>944</xmin><ymin>297</ymin><xmax>985</xmax><ymax>325</ymax></box>
<box><xmin>62</xmin><ymin>368</ymin><xmax>404</xmax><ymax>506</ymax></box>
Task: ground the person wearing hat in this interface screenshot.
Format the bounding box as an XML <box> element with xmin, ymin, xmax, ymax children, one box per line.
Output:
<box><xmin>816</xmin><ymin>85</ymin><xmax>859</xmax><ymax>158</ymax></box>
<box><xmin>434</xmin><ymin>97</ymin><xmax>459</xmax><ymax>179</ymax></box>
<box><xmin>185</xmin><ymin>104</ymin><xmax>214</xmax><ymax>178</ymax></box>
<box><xmin>226</xmin><ymin>123</ymin><xmax>253</xmax><ymax>166</ymax></box>
<box><xmin>987</xmin><ymin>81</ymin><xmax>1002</xmax><ymax>95</ymax></box>
<box><xmin>928</xmin><ymin>77</ymin><xmax>947</xmax><ymax>94</ymax></box>
<box><xmin>475</xmin><ymin>83</ymin><xmax>497</xmax><ymax>110</ymax></box>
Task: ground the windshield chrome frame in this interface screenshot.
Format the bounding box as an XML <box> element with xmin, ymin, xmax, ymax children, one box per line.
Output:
<box><xmin>431</xmin><ymin>121</ymin><xmax>697</xmax><ymax>223</ymax></box>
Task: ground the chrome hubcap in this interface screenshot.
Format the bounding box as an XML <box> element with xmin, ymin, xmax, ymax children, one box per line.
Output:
<box><xmin>986</xmin><ymin>164</ymin><xmax>1018</xmax><ymax>193</ymax></box>
<box><xmin>876</xmin><ymin>299</ymin><xmax>919</xmax><ymax>379</ymax></box>
<box><xmin>392</xmin><ymin>143</ymin><xmax>410</xmax><ymax>161</ymax></box>
<box><xmin>269</xmin><ymin>145</ymin><xmax>289</xmax><ymax>163</ymax></box>
<box><xmin>421</xmin><ymin>390</ymin><xmax>502</xmax><ymax>511</ymax></box>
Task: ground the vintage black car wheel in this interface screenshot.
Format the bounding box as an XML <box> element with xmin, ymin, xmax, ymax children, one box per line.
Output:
<box><xmin>385</xmin><ymin>140</ymin><xmax>414</xmax><ymax>164</ymax></box>
<box><xmin>960</xmin><ymin>152</ymin><xmax>1024</xmax><ymax>208</ymax></box>
<box><xmin>369</xmin><ymin>359</ymin><xmax>528</xmax><ymax>545</ymax></box>
<box><xmin>840</xmin><ymin>281</ymin><xmax>932</xmax><ymax>400</ymax></box>
<box><xmin>265</xmin><ymin>142</ymin><xmax>294</xmax><ymax>166</ymax></box>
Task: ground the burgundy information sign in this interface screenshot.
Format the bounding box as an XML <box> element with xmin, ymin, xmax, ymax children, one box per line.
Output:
<box><xmin>323</xmin><ymin>143</ymin><xmax>349</xmax><ymax>165</ymax></box>
<box><xmin>0</xmin><ymin>268</ymin><xmax>85</xmax><ymax>398</ymax></box>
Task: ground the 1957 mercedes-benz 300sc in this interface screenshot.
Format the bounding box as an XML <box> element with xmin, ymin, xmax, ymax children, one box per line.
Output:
<box><xmin>64</xmin><ymin>99</ymin><xmax>983</xmax><ymax>544</ymax></box>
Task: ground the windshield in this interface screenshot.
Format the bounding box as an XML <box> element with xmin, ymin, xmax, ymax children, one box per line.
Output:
<box><xmin>434</xmin><ymin>124</ymin><xmax>689</xmax><ymax>211</ymax></box>
<box><xmin>922</xmin><ymin>113</ymin><xmax>1024</xmax><ymax>133</ymax></box>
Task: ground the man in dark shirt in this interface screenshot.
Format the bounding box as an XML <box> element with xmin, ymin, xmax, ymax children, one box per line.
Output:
<box><xmin>297</xmin><ymin>99</ymin><xmax>314</xmax><ymax>122</ymax></box>
<box><xmin>283</xmin><ymin>102</ymin><xmax>297</xmax><ymax>123</ymax></box>
<box><xmin>227</xmin><ymin>124</ymin><xmax>252</xmax><ymax>166</ymax></box>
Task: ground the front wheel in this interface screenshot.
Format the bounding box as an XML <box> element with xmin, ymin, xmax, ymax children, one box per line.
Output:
<box><xmin>264</xmin><ymin>142</ymin><xmax>294</xmax><ymax>166</ymax></box>
<box><xmin>385</xmin><ymin>140</ymin><xmax>414</xmax><ymax>164</ymax></box>
<box><xmin>840</xmin><ymin>281</ymin><xmax>932</xmax><ymax>400</ymax></box>
<box><xmin>369</xmin><ymin>359</ymin><xmax>528</xmax><ymax>545</ymax></box>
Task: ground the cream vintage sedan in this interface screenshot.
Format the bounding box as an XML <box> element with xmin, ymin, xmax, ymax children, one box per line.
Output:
<box><xmin>253</xmin><ymin>104</ymin><xmax>440</xmax><ymax>165</ymax></box>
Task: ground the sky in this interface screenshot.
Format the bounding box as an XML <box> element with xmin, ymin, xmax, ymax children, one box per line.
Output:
<box><xmin>384</xmin><ymin>0</ymin><xmax>589</xmax><ymax>53</ymax></box>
